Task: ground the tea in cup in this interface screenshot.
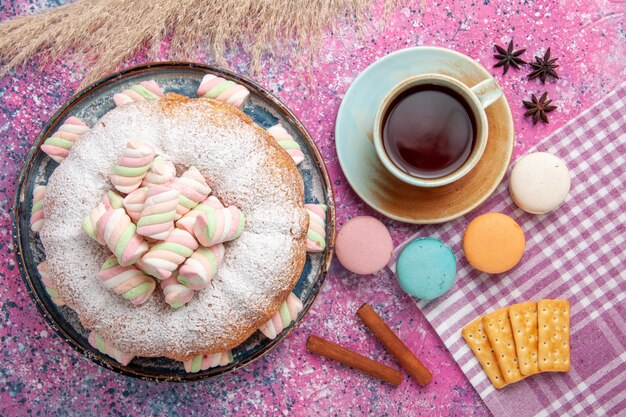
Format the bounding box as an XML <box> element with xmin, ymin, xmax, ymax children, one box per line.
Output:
<box><xmin>373</xmin><ymin>74</ymin><xmax>503</xmax><ymax>187</ymax></box>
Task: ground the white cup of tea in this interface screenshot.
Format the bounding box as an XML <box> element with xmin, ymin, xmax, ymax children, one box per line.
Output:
<box><xmin>373</xmin><ymin>74</ymin><xmax>503</xmax><ymax>188</ymax></box>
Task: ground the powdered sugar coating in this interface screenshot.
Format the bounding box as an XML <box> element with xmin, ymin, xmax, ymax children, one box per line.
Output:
<box><xmin>40</xmin><ymin>96</ymin><xmax>307</xmax><ymax>360</ymax></box>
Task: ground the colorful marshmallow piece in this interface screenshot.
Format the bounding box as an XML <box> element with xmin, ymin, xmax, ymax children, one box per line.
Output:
<box><xmin>178</xmin><ymin>244</ymin><xmax>225</xmax><ymax>290</ymax></box>
<box><xmin>106</xmin><ymin>190</ymin><xmax>124</xmax><ymax>209</ymax></box>
<box><xmin>110</xmin><ymin>141</ymin><xmax>156</xmax><ymax>194</ymax></box>
<box><xmin>133</xmin><ymin>258</ymin><xmax>153</xmax><ymax>276</ymax></box>
<box><xmin>193</xmin><ymin>206</ymin><xmax>245</xmax><ymax>247</ymax></box>
<box><xmin>37</xmin><ymin>260</ymin><xmax>65</xmax><ymax>306</ymax></box>
<box><xmin>267</xmin><ymin>123</ymin><xmax>305</xmax><ymax>165</ymax></box>
<box><xmin>141</xmin><ymin>155</ymin><xmax>176</xmax><ymax>187</ymax></box>
<box><xmin>40</xmin><ymin>116</ymin><xmax>90</xmax><ymax>163</ymax></box>
<box><xmin>304</xmin><ymin>204</ymin><xmax>327</xmax><ymax>252</ymax></box>
<box><xmin>113</xmin><ymin>80</ymin><xmax>165</xmax><ymax>107</ymax></box>
<box><xmin>160</xmin><ymin>271</ymin><xmax>195</xmax><ymax>309</ymax></box>
<box><xmin>83</xmin><ymin>191</ymin><xmax>124</xmax><ymax>244</ymax></box>
<box><xmin>83</xmin><ymin>202</ymin><xmax>107</xmax><ymax>244</ymax></box>
<box><xmin>176</xmin><ymin>195</ymin><xmax>224</xmax><ymax>235</ymax></box>
<box><xmin>88</xmin><ymin>332</ymin><xmax>135</xmax><ymax>366</ymax></box>
<box><xmin>141</xmin><ymin>228</ymin><xmax>198</xmax><ymax>280</ymax></box>
<box><xmin>123</xmin><ymin>187</ymin><xmax>148</xmax><ymax>222</ymax></box>
<box><xmin>183</xmin><ymin>351</ymin><xmax>234</xmax><ymax>373</ymax></box>
<box><xmin>203</xmin><ymin>351</ymin><xmax>234</xmax><ymax>369</ymax></box>
<box><xmin>98</xmin><ymin>208</ymin><xmax>150</xmax><ymax>266</ymax></box>
<box><xmin>171</xmin><ymin>166</ymin><xmax>211</xmax><ymax>219</ymax></box>
<box><xmin>98</xmin><ymin>255</ymin><xmax>156</xmax><ymax>305</ymax></box>
<box><xmin>259</xmin><ymin>292</ymin><xmax>303</xmax><ymax>339</ymax></box>
<box><xmin>197</xmin><ymin>74</ymin><xmax>250</xmax><ymax>108</ymax></box>
<box><xmin>30</xmin><ymin>185</ymin><xmax>46</xmax><ymax>233</ymax></box>
<box><xmin>136</xmin><ymin>185</ymin><xmax>180</xmax><ymax>240</ymax></box>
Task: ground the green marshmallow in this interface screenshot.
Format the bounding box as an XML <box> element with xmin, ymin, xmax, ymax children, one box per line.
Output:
<box><xmin>44</xmin><ymin>136</ymin><xmax>73</xmax><ymax>150</ymax></box>
<box><xmin>307</xmin><ymin>229</ymin><xmax>325</xmax><ymax>250</ymax></box>
<box><xmin>278</xmin><ymin>302</ymin><xmax>291</xmax><ymax>326</ymax></box>
<box><xmin>31</xmin><ymin>199</ymin><xmax>43</xmax><ymax>213</ymax></box>
<box><xmin>46</xmin><ymin>287</ymin><xmax>59</xmax><ymax>298</ymax></box>
<box><xmin>234</xmin><ymin>213</ymin><xmax>246</xmax><ymax>240</ymax></box>
<box><xmin>188</xmin><ymin>355</ymin><xmax>202</xmax><ymax>373</ymax></box>
<box><xmin>95</xmin><ymin>334</ymin><xmax>107</xmax><ymax>354</ymax></box>
<box><xmin>205</xmin><ymin>209</ymin><xmax>218</xmax><ymax>241</ymax></box>
<box><xmin>82</xmin><ymin>216</ymin><xmax>97</xmax><ymax>240</ymax></box>
<box><xmin>278</xmin><ymin>140</ymin><xmax>301</xmax><ymax>150</ymax></box>
<box><xmin>177</xmin><ymin>275</ymin><xmax>189</xmax><ymax>286</ymax></box>
<box><xmin>152</xmin><ymin>242</ymin><xmax>193</xmax><ymax>257</ymax></box>
<box><xmin>114</xmin><ymin>225</ymin><xmax>136</xmax><ymax>261</ymax></box>
<box><xmin>137</xmin><ymin>211</ymin><xmax>175</xmax><ymax>227</ymax></box>
<box><xmin>178</xmin><ymin>194</ymin><xmax>197</xmax><ymax>209</ymax></box>
<box><xmin>113</xmin><ymin>164</ymin><xmax>150</xmax><ymax>177</ymax></box>
<box><xmin>107</xmin><ymin>191</ymin><xmax>124</xmax><ymax>209</ymax></box>
<box><xmin>101</xmin><ymin>256</ymin><xmax>118</xmax><ymax>270</ymax></box>
<box><xmin>123</xmin><ymin>281</ymin><xmax>153</xmax><ymax>301</ymax></box>
<box><xmin>130</xmin><ymin>84</ymin><xmax>158</xmax><ymax>100</ymax></box>
<box><xmin>207</xmin><ymin>80</ymin><xmax>236</xmax><ymax>98</ymax></box>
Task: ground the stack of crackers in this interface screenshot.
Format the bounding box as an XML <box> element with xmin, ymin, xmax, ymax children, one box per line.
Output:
<box><xmin>462</xmin><ymin>299</ymin><xmax>570</xmax><ymax>389</ymax></box>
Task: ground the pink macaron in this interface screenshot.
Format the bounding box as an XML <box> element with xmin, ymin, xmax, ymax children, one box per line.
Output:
<box><xmin>335</xmin><ymin>216</ymin><xmax>393</xmax><ymax>275</ymax></box>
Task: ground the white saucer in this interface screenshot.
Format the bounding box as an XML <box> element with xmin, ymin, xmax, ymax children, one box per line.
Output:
<box><xmin>335</xmin><ymin>47</ymin><xmax>514</xmax><ymax>224</ymax></box>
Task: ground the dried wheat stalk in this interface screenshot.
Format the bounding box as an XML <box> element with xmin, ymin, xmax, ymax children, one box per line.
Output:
<box><xmin>0</xmin><ymin>0</ymin><xmax>398</xmax><ymax>87</ymax></box>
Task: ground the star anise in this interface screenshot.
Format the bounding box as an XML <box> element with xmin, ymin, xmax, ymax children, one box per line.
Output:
<box><xmin>523</xmin><ymin>92</ymin><xmax>557</xmax><ymax>125</ymax></box>
<box><xmin>528</xmin><ymin>48</ymin><xmax>560</xmax><ymax>83</ymax></box>
<box><xmin>493</xmin><ymin>40</ymin><xmax>526</xmax><ymax>75</ymax></box>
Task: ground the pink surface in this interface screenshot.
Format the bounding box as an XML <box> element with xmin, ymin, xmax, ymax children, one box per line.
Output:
<box><xmin>336</xmin><ymin>216</ymin><xmax>394</xmax><ymax>275</ymax></box>
<box><xmin>0</xmin><ymin>1</ymin><xmax>624</xmax><ymax>415</ymax></box>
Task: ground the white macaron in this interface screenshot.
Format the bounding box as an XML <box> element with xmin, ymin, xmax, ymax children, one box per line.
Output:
<box><xmin>509</xmin><ymin>152</ymin><xmax>571</xmax><ymax>214</ymax></box>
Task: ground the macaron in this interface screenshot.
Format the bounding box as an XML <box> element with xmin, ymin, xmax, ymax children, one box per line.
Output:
<box><xmin>509</xmin><ymin>152</ymin><xmax>571</xmax><ymax>214</ymax></box>
<box><xmin>395</xmin><ymin>238</ymin><xmax>456</xmax><ymax>300</ymax></box>
<box><xmin>463</xmin><ymin>213</ymin><xmax>525</xmax><ymax>274</ymax></box>
<box><xmin>335</xmin><ymin>216</ymin><xmax>393</xmax><ymax>275</ymax></box>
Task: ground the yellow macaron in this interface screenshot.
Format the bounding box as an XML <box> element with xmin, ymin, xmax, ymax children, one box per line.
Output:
<box><xmin>463</xmin><ymin>213</ymin><xmax>525</xmax><ymax>274</ymax></box>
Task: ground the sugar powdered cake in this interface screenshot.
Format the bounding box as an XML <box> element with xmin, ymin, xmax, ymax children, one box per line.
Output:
<box><xmin>39</xmin><ymin>94</ymin><xmax>308</xmax><ymax>361</ymax></box>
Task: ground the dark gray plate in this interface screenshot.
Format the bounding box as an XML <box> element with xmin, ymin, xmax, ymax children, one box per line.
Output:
<box><xmin>13</xmin><ymin>62</ymin><xmax>335</xmax><ymax>382</ymax></box>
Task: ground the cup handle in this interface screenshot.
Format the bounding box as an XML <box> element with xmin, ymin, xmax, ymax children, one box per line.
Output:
<box><xmin>470</xmin><ymin>77</ymin><xmax>503</xmax><ymax>109</ymax></box>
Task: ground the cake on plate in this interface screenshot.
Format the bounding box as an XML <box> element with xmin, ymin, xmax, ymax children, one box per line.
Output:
<box><xmin>32</xmin><ymin>78</ymin><xmax>328</xmax><ymax>372</ymax></box>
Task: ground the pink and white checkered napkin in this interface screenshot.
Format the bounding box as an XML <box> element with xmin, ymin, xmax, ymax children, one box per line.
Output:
<box><xmin>390</xmin><ymin>82</ymin><xmax>626</xmax><ymax>417</ymax></box>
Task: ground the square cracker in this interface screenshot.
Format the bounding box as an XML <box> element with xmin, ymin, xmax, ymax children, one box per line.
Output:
<box><xmin>483</xmin><ymin>307</ymin><xmax>525</xmax><ymax>384</ymax></box>
<box><xmin>538</xmin><ymin>299</ymin><xmax>571</xmax><ymax>372</ymax></box>
<box><xmin>510</xmin><ymin>301</ymin><xmax>540</xmax><ymax>376</ymax></box>
<box><xmin>462</xmin><ymin>317</ymin><xmax>508</xmax><ymax>389</ymax></box>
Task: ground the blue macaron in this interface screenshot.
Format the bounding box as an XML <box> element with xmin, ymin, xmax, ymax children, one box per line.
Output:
<box><xmin>395</xmin><ymin>237</ymin><xmax>457</xmax><ymax>300</ymax></box>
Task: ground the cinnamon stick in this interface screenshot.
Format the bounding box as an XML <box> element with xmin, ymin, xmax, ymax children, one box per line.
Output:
<box><xmin>306</xmin><ymin>335</ymin><xmax>403</xmax><ymax>386</ymax></box>
<box><xmin>357</xmin><ymin>303</ymin><xmax>432</xmax><ymax>386</ymax></box>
